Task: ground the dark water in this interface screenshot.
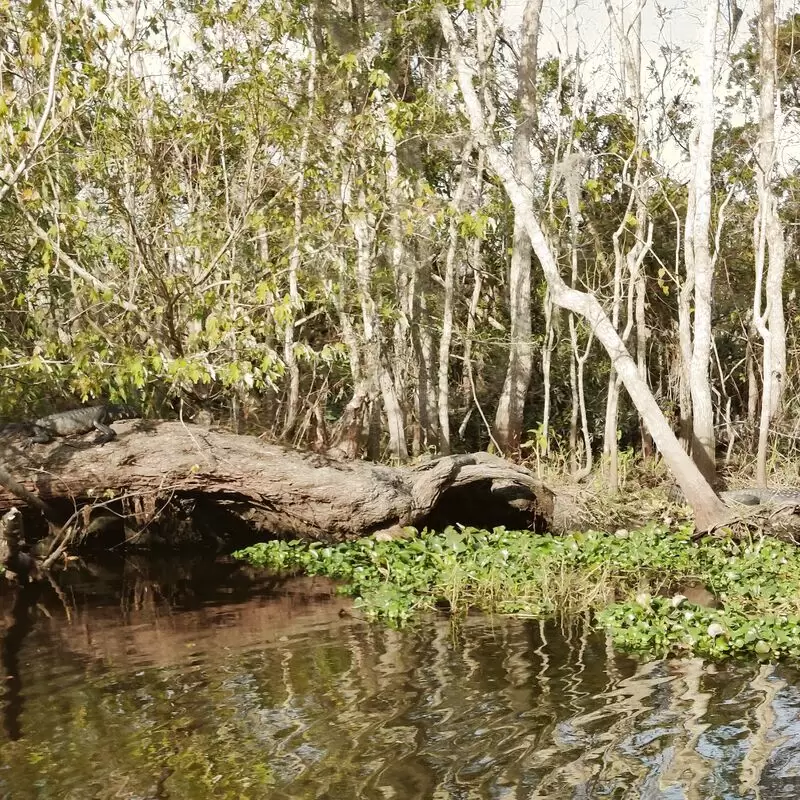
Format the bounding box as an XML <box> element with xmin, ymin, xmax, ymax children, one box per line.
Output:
<box><xmin>1</xmin><ymin>559</ymin><xmax>800</xmax><ymax>799</ymax></box>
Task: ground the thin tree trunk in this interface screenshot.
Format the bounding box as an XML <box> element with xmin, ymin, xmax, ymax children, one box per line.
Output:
<box><xmin>747</xmin><ymin>334</ymin><xmax>759</xmax><ymax>423</ymax></box>
<box><xmin>602</xmin><ymin>176</ymin><xmax>634</xmax><ymax>489</ymax></box>
<box><xmin>493</xmin><ymin>0</ymin><xmax>543</xmax><ymax>453</ymax></box>
<box><xmin>494</xmin><ymin>219</ymin><xmax>533</xmax><ymax>453</ymax></box>
<box><xmin>563</xmin><ymin>146</ymin><xmax>591</xmax><ymax>478</ymax></box>
<box><xmin>753</xmin><ymin>0</ymin><xmax>786</xmax><ymax>485</ymax></box>
<box><xmin>329</xmin><ymin>252</ymin><xmax>369</xmax><ymax>458</ymax></box>
<box><xmin>635</xmin><ymin>220</ymin><xmax>654</xmax><ymax>458</ymax></box>
<box><xmin>376</xmin><ymin>91</ymin><xmax>412</xmax><ymax>457</ymax></box>
<box><xmin>411</xmin><ymin>253</ymin><xmax>438</xmax><ymax>451</ymax></box>
<box><xmin>540</xmin><ymin>291</ymin><xmax>555</xmax><ymax>461</ymax></box>
<box><xmin>575</xmin><ymin>331</ymin><xmax>594</xmax><ymax>479</ymax></box>
<box><xmin>353</xmin><ymin>190</ymin><xmax>408</xmax><ymax>462</ymax></box>
<box><xmin>281</xmin><ymin>47</ymin><xmax>317</xmax><ymax>438</ymax></box>
<box><xmin>437</xmin><ymin>2</ymin><xmax>729</xmax><ymax>530</ymax></box>
<box><xmin>569</xmin><ymin>320</ymin><xmax>579</xmax><ymax>476</ymax></box>
<box><xmin>663</xmin><ymin>190</ymin><xmax>693</xmax><ymax>451</ymax></box>
<box><xmin>462</xmin><ymin>146</ymin><xmax>487</xmax><ymax>410</ymax></box>
<box><xmin>437</xmin><ymin>140</ymin><xmax>473</xmax><ymax>455</ymax></box>
<box><xmin>602</xmin><ymin>0</ymin><xmax>650</xmax><ymax>483</ymax></box>
<box><xmin>569</xmin><ymin>315</ymin><xmax>594</xmax><ymax>479</ymax></box>
<box><xmin>687</xmin><ymin>0</ymin><xmax>719</xmax><ymax>484</ymax></box>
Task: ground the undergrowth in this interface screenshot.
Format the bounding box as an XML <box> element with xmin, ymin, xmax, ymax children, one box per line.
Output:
<box><xmin>234</xmin><ymin>523</ymin><xmax>800</xmax><ymax>661</ymax></box>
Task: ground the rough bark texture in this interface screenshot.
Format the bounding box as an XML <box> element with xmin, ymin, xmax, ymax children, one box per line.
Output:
<box><xmin>0</xmin><ymin>508</ymin><xmax>38</xmax><ymax>581</ymax></box>
<box><xmin>0</xmin><ymin>422</ymin><xmax>554</xmax><ymax>545</ymax></box>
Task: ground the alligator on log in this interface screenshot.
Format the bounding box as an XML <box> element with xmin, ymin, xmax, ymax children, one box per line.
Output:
<box><xmin>0</xmin><ymin>404</ymin><xmax>140</xmax><ymax>445</ymax></box>
<box><xmin>720</xmin><ymin>488</ymin><xmax>800</xmax><ymax>507</ymax></box>
<box><xmin>29</xmin><ymin>404</ymin><xmax>139</xmax><ymax>444</ymax></box>
<box><xmin>0</xmin><ymin>420</ymin><xmax>554</xmax><ymax>549</ymax></box>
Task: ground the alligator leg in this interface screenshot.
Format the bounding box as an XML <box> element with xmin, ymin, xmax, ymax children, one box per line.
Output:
<box><xmin>28</xmin><ymin>426</ymin><xmax>52</xmax><ymax>444</ymax></box>
<box><xmin>92</xmin><ymin>421</ymin><xmax>117</xmax><ymax>444</ymax></box>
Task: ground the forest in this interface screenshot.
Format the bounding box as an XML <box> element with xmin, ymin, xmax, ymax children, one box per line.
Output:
<box><xmin>0</xmin><ymin>0</ymin><xmax>798</xmax><ymax>530</ymax></box>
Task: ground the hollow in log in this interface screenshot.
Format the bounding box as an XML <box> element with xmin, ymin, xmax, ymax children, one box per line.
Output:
<box><xmin>0</xmin><ymin>421</ymin><xmax>554</xmax><ymax>547</ymax></box>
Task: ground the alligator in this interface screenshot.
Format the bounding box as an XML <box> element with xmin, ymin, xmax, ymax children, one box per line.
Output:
<box><xmin>28</xmin><ymin>404</ymin><xmax>139</xmax><ymax>444</ymax></box>
<box><xmin>720</xmin><ymin>488</ymin><xmax>800</xmax><ymax>507</ymax></box>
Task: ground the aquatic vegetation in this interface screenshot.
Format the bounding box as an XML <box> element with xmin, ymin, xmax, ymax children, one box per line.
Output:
<box><xmin>235</xmin><ymin>524</ymin><xmax>800</xmax><ymax>660</ymax></box>
<box><xmin>598</xmin><ymin>595</ymin><xmax>800</xmax><ymax>660</ymax></box>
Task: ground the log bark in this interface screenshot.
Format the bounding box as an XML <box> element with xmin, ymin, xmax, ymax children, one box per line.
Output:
<box><xmin>0</xmin><ymin>508</ymin><xmax>38</xmax><ymax>581</ymax></box>
<box><xmin>0</xmin><ymin>422</ymin><xmax>554</xmax><ymax>545</ymax></box>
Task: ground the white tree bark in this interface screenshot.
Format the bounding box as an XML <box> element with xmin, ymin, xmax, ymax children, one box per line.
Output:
<box><xmin>462</xmin><ymin>146</ymin><xmax>487</xmax><ymax>412</ymax></box>
<box><xmin>375</xmin><ymin>91</ymin><xmax>413</xmax><ymax>452</ymax></box>
<box><xmin>602</xmin><ymin>0</ymin><xmax>650</xmax><ymax>487</ymax></box>
<box><xmin>493</xmin><ymin>0</ymin><xmax>542</xmax><ymax>452</ymax></box>
<box><xmin>352</xmin><ymin>194</ymin><xmax>408</xmax><ymax>462</ymax></box>
<box><xmin>410</xmin><ymin>254</ymin><xmax>438</xmax><ymax>454</ymax></box>
<box><xmin>686</xmin><ymin>0</ymin><xmax>719</xmax><ymax>483</ymax></box>
<box><xmin>753</xmin><ymin>0</ymin><xmax>787</xmax><ymax>485</ymax></box>
<box><xmin>437</xmin><ymin>139</ymin><xmax>473</xmax><ymax>455</ymax></box>
<box><xmin>540</xmin><ymin>291</ymin><xmax>555</xmax><ymax>461</ymax></box>
<box><xmin>563</xmin><ymin>149</ymin><xmax>593</xmax><ymax>478</ymax></box>
<box><xmin>494</xmin><ymin>219</ymin><xmax>533</xmax><ymax>453</ymax></box>
<box><xmin>436</xmin><ymin>1</ymin><xmax>729</xmax><ymax>530</ymax></box>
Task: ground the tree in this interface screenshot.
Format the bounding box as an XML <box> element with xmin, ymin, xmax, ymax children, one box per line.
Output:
<box><xmin>492</xmin><ymin>0</ymin><xmax>543</xmax><ymax>454</ymax></box>
<box><xmin>601</xmin><ymin>0</ymin><xmax>653</xmax><ymax>490</ymax></box>
<box><xmin>435</xmin><ymin>1</ymin><xmax>730</xmax><ymax>530</ymax></box>
<box><xmin>685</xmin><ymin>0</ymin><xmax>721</xmax><ymax>485</ymax></box>
<box><xmin>752</xmin><ymin>0</ymin><xmax>787</xmax><ymax>485</ymax></box>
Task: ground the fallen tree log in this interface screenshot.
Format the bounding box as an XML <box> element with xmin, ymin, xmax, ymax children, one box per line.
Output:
<box><xmin>0</xmin><ymin>421</ymin><xmax>554</xmax><ymax>547</ymax></box>
<box><xmin>0</xmin><ymin>508</ymin><xmax>38</xmax><ymax>581</ymax></box>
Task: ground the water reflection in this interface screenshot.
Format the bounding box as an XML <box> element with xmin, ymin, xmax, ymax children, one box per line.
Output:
<box><xmin>1</xmin><ymin>558</ymin><xmax>800</xmax><ymax>799</ymax></box>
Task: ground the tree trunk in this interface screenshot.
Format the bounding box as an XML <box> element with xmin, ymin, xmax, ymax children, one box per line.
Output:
<box><xmin>493</xmin><ymin>0</ymin><xmax>542</xmax><ymax>453</ymax></box>
<box><xmin>635</xmin><ymin>222</ymin><xmax>654</xmax><ymax>459</ymax></box>
<box><xmin>281</xmin><ymin>46</ymin><xmax>317</xmax><ymax>438</ymax></box>
<box><xmin>411</xmin><ymin>254</ymin><xmax>438</xmax><ymax>453</ymax></box>
<box><xmin>437</xmin><ymin>139</ymin><xmax>473</xmax><ymax>455</ymax></box>
<box><xmin>687</xmin><ymin>0</ymin><xmax>719</xmax><ymax>484</ymax></box>
<box><xmin>352</xmin><ymin>177</ymin><xmax>408</xmax><ymax>462</ymax></box>
<box><xmin>377</xmin><ymin>91</ymin><xmax>413</xmax><ymax>458</ymax></box>
<box><xmin>563</xmin><ymin>148</ymin><xmax>591</xmax><ymax>479</ymax></box>
<box><xmin>540</xmin><ymin>291</ymin><xmax>555</xmax><ymax>461</ymax></box>
<box><xmin>753</xmin><ymin>0</ymin><xmax>786</xmax><ymax>486</ymax></box>
<box><xmin>0</xmin><ymin>423</ymin><xmax>555</xmax><ymax>543</ymax></box>
<box><xmin>602</xmin><ymin>0</ymin><xmax>650</xmax><ymax>480</ymax></box>
<box><xmin>436</xmin><ymin>1</ymin><xmax>730</xmax><ymax>531</ymax></box>
<box><xmin>494</xmin><ymin>218</ymin><xmax>533</xmax><ymax>453</ymax></box>
<box><xmin>569</xmin><ymin>319</ymin><xmax>594</xmax><ymax>480</ymax></box>
<box><xmin>462</xmin><ymin>146</ymin><xmax>487</xmax><ymax>418</ymax></box>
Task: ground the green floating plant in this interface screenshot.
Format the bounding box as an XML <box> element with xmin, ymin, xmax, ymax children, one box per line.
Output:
<box><xmin>235</xmin><ymin>523</ymin><xmax>800</xmax><ymax>660</ymax></box>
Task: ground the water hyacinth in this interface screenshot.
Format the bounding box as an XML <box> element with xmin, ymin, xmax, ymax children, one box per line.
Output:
<box><xmin>236</xmin><ymin>522</ymin><xmax>800</xmax><ymax>660</ymax></box>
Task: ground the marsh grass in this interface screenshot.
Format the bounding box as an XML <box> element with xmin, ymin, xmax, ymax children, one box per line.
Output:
<box><xmin>235</xmin><ymin>523</ymin><xmax>800</xmax><ymax>660</ymax></box>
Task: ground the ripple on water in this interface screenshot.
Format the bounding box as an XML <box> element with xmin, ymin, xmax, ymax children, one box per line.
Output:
<box><xmin>1</xmin><ymin>560</ymin><xmax>800</xmax><ymax>798</ymax></box>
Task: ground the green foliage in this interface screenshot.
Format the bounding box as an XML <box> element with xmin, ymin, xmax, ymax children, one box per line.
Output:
<box><xmin>236</xmin><ymin>524</ymin><xmax>800</xmax><ymax>661</ymax></box>
<box><xmin>0</xmin><ymin>0</ymin><xmax>795</xmax><ymax>466</ymax></box>
<box><xmin>599</xmin><ymin>595</ymin><xmax>800</xmax><ymax>661</ymax></box>
<box><xmin>730</xmin><ymin>14</ymin><xmax>800</xmax><ymax>109</ymax></box>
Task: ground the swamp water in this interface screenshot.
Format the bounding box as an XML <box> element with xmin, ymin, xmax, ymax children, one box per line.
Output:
<box><xmin>1</xmin><ymin>558</ymin><xmax>799</xmax><ymax>799</ymax></box>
